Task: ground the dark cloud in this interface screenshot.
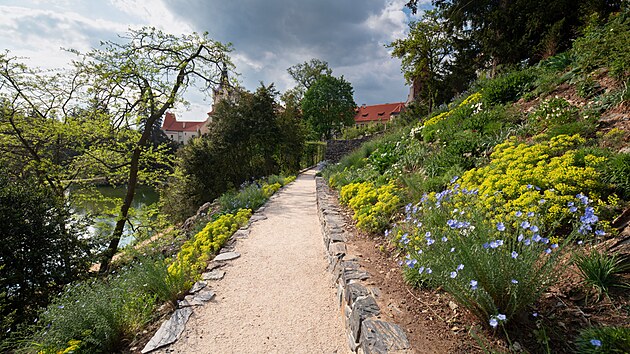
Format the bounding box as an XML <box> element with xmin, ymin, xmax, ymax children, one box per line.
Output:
<box><xmin>163</xmin><ymin>0</ymin><xmax>410</xmax><ymax>104</ymax></box>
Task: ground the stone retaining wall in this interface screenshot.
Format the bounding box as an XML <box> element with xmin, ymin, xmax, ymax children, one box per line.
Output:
<box><xmin>325</xmin><ymin>135</ymin><xmax>380</xmax><ymax>163</ymax></box>
<box><xmin>315</xmin><ymin>176</ymin><xmax>412</xmax><ymax>354</ymax></box>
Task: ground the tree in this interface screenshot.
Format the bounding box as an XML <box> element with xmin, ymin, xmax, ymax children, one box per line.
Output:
<box><xmin>0</xmin><ymin>170</ymin><xmax>91</xmax><ymax>333</ymax></box>
<box><xmin>388</xmin><ymin>10</ymin><xmax>454</xmax><ymax>112</ymax></box>
<box><xmin>168</xmin><ymin>84</ymin><xmax>293</xmax><ymax>219</ymax></box>
<box><xmin>71</xmin><ymin>28</ymin><xmax>232</xmax><ymax>273</ymax></box>
<box><xmin>301</xmin><ymin>75</ymin><xmax>356</xmax><ymax>140</ymax></box>
<box><xmin>405</xmin><ymin>0</ymin><xmax>623</xmax><ymax>70</ymax></box>
<box><xmin>287</xmin><ymin>58</ymin><xmax>333</xmax><ymax>98</ymax></box>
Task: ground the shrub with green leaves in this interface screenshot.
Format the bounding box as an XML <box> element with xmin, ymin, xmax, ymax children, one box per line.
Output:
<box><xmin>481</xmin><ymin>69</ymin><xmax>536</xmax><ymax>105</ymax></box>
<box><xmin>32</xmin><ymin>268</ymin><xmax>157</xmax><ymax>353</ymax></box>
<box><xmin>576</xmin><ymin>326</ymin><xmax>630</xmax><ymax>354</ymax></box>
<box><xmin>392</xmin><ymin>181</ymin><xmax>603</xmax><ymax>329</ymax></box>
<box><xmin>574</xmin><ymin>249</ymin><xmax>630</xmax><ymax>301</ymax></box>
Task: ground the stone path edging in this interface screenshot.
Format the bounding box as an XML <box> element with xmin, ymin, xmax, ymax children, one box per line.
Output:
<box><xmin>316</xmin><ymin>176</ymin><xmax>412</xmax><ymax>354</ymax></box>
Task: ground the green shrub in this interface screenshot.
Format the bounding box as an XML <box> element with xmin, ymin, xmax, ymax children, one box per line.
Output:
<box><xmin>574</xmin><ymin>249</ymin><xmax>630</xmax><ymax>301</ymax></box>
<box><xmin>481</xmin><ymin>70</ymin><xmax>536</xmax><ymax>105</ymax></box>
<box><xmin>604</xmin><ymin>153</ymin><xmax>630</xmax><ymax>199</ymax></box>
<box><xmin>393</xmin><ymin>183</ymin><xmax>601</xmax><ymax>329</ymax></box>
<box><xmin>576</xmin><ymin>326</ymin><xmax>630</xmax><ymax>353</ymax></box>
<box><xmin>573</xmin><ymin>9</ymin><xmax>630</xmax><ymax>80</ymax></box>
<box><xmin>33</xmin><ymin>272</ymin><xmax>157</xmax><ymax>353</ymax></box>
<box><xmin>218</xmin><ymin>182</ymin><xmax>268</xmax><ymax>213</ymax></box>
<box><xmin>125</xmin><ymin>257</ymin><xmax>190</xmax><ymax>305</ymax></box>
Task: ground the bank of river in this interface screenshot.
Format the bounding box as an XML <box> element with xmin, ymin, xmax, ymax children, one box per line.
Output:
<box><xmin>71</xmin><ymin>185</ymin><xmax>159</xmax><ymax>248</ymax></box>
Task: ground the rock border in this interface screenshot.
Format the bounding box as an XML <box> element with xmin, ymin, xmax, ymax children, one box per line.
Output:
<box><xmin>316</xmin><ymin>176</ymin><xmax>412</xmax><ymax>354</ymax></box>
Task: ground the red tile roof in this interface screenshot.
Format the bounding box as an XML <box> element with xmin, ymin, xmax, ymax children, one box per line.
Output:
<box><xmin>354</xmin><ymin>102</ymin><xmax>405</xmax><ymax>123</ymax></box>
<box><xmin>161</xmin><ymin>112</ymin><xmax>207</xmax><ymax>132</ymax></box>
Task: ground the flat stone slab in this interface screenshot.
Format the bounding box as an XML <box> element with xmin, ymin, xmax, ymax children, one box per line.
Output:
<box><xmin>141</xmin><ymin>307</ymin><xmax>192</xmax><ymax>353</ymax></box>
<box><xmin>345</xmin><ymin>283</ymin><xmax>370</xmax><ymax>306</ymax></box>
<box><xmin>213</xmin><ymin>252</ymin><xmax>240</xmax><ymax>261</ymax></box>
<box><xmin>190</xmin><ymin>281</ymin><xmax>207</xmax><ymax>293</ymax></box>
<box><xmin>359</xmin><ymin>319</ymin><xmax>411</xmax><ymax>354</ymax></box>
<box><xmin>202</xmin><ymin>270</ymin><xmax>225</xmax><ymax>281</ymax></box>
<box><xmin>342</xmin><ymin>268</ymin><xmax>370</xmax><ymax>284</ymax></box>
<box><xmin>195</xmin><ymin>289</ymin><xmax>216</xmax><ymax>302</ymax></box>
<box><xmin>233</xmin><ymin>229</ymin><xmax>250</xmax><ymax>239</ymax></box>
<box><xmin>250</xmin><ymin>215</ymin><xmax>268</xmax><ymax>222</ymax></box>
<box><xmin>350</xmin><ymin>296</ymin><xmax>381</xmax><ymax>341</ymax></box>
<box><xmin>329</xmin><ymin>242</ymin><xmax>347</xmax><ymax>256</ymax></box>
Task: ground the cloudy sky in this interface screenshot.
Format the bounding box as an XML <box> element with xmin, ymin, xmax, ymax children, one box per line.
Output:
<box><xmin>0</xmin><ymin>0</ymin><xmax>429</xmax><ymax>121</ymax></box>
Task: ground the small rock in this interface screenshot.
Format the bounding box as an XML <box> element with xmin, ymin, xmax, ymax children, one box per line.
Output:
<box><xmin>202</xmin><ymin>270</ymin><xmax>225</xmax><ymax>281</ymax></box>
<box><xmin>141</xmin><ymin>307</ymin><xmax>192</xmax><ymax>353</ymax></box>
<box><xmin>190</xmin><ymin>281</ymin><xmax>207</xmax><ymax>293</ymax></box>
<box><xmin>448</xmin><ymin>301</ymin><xmax>459</xmax><ymax>311</ymax></box>
<box><xmin>195</xmin><ymin>289</ymin><xmax>216</xmax><ymax>302</ymax></box>
<box><xmin>250</xmin><ymin>215</ymin><xmax>267</xmax><ymax>222</ymax></box>
<box><xmin>213</xmin><ymin>252</ymin><xmax>240</xmax><ymax>261</ymax></box>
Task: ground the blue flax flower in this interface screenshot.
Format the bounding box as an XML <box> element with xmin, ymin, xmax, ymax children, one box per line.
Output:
<box><xmin>590</xmin><ymin>339</ymin><xmax>602</xmax><ymax>347</ymax></box>
<box><xmin>595</xmin><ymin>229</ymin><xmax>605</xmax><ymax>236</ymax></box>
<box><xmin>511</xmin><ymin>251</ymin><xmax>518</xmax><ymax>259</ymax></box>
<box><xmin>442</xmin><ymin>236</ymin><xmax>448</xmax><ymax>242</ymax></box>
<box><xmin>450</xmin><ymin>271</ymin><xmax>458</xmax><ymax>278</ymax></box>
<box><xmin>530</xmin><ymin>225</ymin><xmax>539</xmax><ymax>233</ymax></box>
<box><xmin>497</xmin><ymin>314</ymin><xmax>506</xmax><ymax>321</ymax></box>
<box><xmin>497</xmin><ymin>222</ymin><xmax>506</xmax><ymax>231</ymax></box>
<box><xmin>470</xmin><ymin>280</ymin><xmax>478</xmax><ymax>290</ymax></box>
<box><xmin>450</xmin><ymin>247</ymin><xmax>455</xmax><ymax>253</ymax></box>
<box><xmin>521</xmin><ymin>221</ymin><xmax>530</xmax><ymax>229</ymax></box>
<box><xmin>515</xmin><ymin>211</ymin><xmax>523</xmax><ymax>217</ymax></box>
<box><xmin>457</xmin><ymin>264</ymin><xmax>464</xmax><ymax>271</ymax></box>
<box><xmin>511</xmin><ymin>279</ymin><xmax>519</xmax><ymax>284</ymax></box>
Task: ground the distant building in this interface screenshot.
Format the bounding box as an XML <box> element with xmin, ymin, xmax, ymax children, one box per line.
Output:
<box><xmin>354</xmin><ymin>102</ymin><xmax>405</xmax><ymax>127</ymax></box>
<box><xmin>161</xmin><ymin>112</ymin><xmax>206</xmax><ymax>145</ymax></box>
<box><xmin>162</xmin><ymin>63</ymin><xmax>236</xmax><ymax>144</ymax></box>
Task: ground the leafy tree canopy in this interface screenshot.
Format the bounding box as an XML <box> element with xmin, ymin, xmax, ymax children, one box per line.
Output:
<box><xmin>287</xmin><ymin>58</ymin><xmax>333</xmax><ymax>97</ymax></box>
<box><xmin>301</xmin><ymin>74</ymin><xmax>356</xmax><ymax>140</ymax></box>
<box><xmin>0</xmin><ymin>171</ymin><xmax>91</xmax><ymax>335</ymax></box>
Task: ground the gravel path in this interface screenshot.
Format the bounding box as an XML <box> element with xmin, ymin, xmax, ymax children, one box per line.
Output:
<box><xmin>160</xmin><ymin>169</ymin><xmax>348</xmax><ymax>354</ymax></box>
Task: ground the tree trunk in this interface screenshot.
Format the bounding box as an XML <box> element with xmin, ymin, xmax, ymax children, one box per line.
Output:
<box><xmin>99</xmin><ymin>115</ymin><xmax>159</xmax><ymax>273</ymax></box>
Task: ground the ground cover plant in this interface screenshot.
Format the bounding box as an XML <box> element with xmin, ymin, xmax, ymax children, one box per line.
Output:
<box><xmin>322</xmin><ymin>9</ymin><xmax>630</xmax><ymax>351</ymax></box>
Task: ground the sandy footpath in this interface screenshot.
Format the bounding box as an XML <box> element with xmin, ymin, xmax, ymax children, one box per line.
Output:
<box><xmin>160</xmin><ymin>169</ymin><xmax>348</xmax><ymax>354</ymax></box>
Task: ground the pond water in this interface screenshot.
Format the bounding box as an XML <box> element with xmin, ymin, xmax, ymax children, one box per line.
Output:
<box><xmin>71</xmin><ymin>185</ymin><xmax>159</xmax><ymax>248</ymax></box>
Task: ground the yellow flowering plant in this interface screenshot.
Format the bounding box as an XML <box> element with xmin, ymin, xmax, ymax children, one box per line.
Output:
<box><xmin>340</xmin><ymin>180</ymin><xmax>401</xmax><ymax>233</ymax></box>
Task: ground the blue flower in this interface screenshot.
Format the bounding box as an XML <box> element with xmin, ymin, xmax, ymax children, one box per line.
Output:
<box><xmin>405</xmin><ymin>259</ymin><xmax>417</xmax><ymax>268</ymax></box>
<box><xmin>483</xmin><ymin>242</ymin><xmax>490</xmax><ymax>249</ymax></box>
<box><xmin>425</xmin><ymin>231</ymin><xmax>432</xmax><ymax>238</ymax></box>
<box><xmin>489</xmin><ymin>318</ymin><xmax>499</xmax><ymax>328</ymax></box>
<box><xmin>470</xmin><ymin>279</ymin><xmax>478</xmax><ymax>290</ymax></box>
<box><xmin>442</xmin><ymin>236</ymin><xmax>448</xmax><ymax>242</ymax></box>
<box><xmin>427</xmin><ymin>238</ymin><xmax>435</xmax><ymax>246</ymax></box>
<box><xmin>590</xmin><ymin>339</ymin><xmax>602</xmax><ymax>347</ymax></box>
<box><xmin>515</xmin><ymin>211</ymin><xmax>523</xmax><ymax>217</ymax></box>
<box><xmin>511</xmin><ymin>279</ymin><xmax>519</xmax><ymax>284</ymax></box>
<box><xmin>450</xmin><ymin>271</ymin><xmax>458</xmax><ymax>278</ymax></box>
<box><xmin>426</xmin><ymin>268</ymin><xmax>432</xmax><ymax>274</ymax></box>
<box><xmin>532</xmin><ymin>234</ymin><xmax>542</xmax><ymax>242</ymax></box>
<box><xmin>521</xmin><ymin>221</ymin><xmax>530</xmax><ymax>229</ymax></box>
<box><xmin>524</xmin><ymin>239</ymin><xmax>532</xmax><ymax>246</ymax></box>
<box><xmin>569</xmin><ymin>206</ymin><xmax>578</xmax><ymax>213</ymax></box>
<box><xmin>527</xmin><ymin>184</ymin><xmax>533</xmax><ymax>189</ymax></box>
<box><xmin>457</xmin><ymin>264</ymin><xmax>464</xmax><ymax>271</ymax></box>
<box><xmin>511</xmin><ymin>251</ymin><xmax>518</xmax><ymax>259</ymax></box>
<box><xmin>497</xmin><ymin>222</ymin><xmax>506</xmax><ymax>231</ymax></box>
<box><xmin>497</xmin><ymin>314</ymin><xmax>507</xmax><ymax>321</ymax></box>
<box><xmin>527</xmin><ymin>211</ymin><xmax>535</xmax><ymax>217</ymax></box>
<box><xmin>447</xmin><ymin>219</ymin><xmax>458</xmax><ymax>229</ymax></box>
<box><xmin>595</xmin><ymin>230</ymin><xmax>605</xmax><ymax>236</ymax></box>
<box><xmin>530</xmin><ymin>225</ymin><xmax>539</xmax><ymax>233</ymax></box>
<box><xmin>450</xmin><ymin>247</ymin><xmax>455</xmax><ymax>253</ymax></box>
<box><xmin>545</xmin><ymin>248</ymin><xmax>552</xmax><ymax>254</ymax></box>
<box><xmin>551</xmin><ymin>243</ymin><xmax>558</xmax><ymax>249</ymax></box>
<box><xmin>532</xmin><ymin>312</ymin><xmax>538</xmax><ymax>317</ymax></box>
<box><xmin>539</xmin><ymin>199</ymin><xmax>546</xmax><ymax>204</ymax></box>
<box><xmin>577</xmin><ymin>193</ymin><xmax>590</xmax><ymax>205</ymax></box>
<box><xmin>577</xmin><ymin>240</ymin><xmax>584</xmax><ymax>245</ymax></box>
<box><xmin>489</xmin><ymin>240</ymin><xmax>504</xmax><ymax>249</ymax></box>
<box><xmin>418</xmin><ymin>266</ymin><xmax>425</xmax><ymax>274</ymax></box>
<box><xmin>450</xmin><ymin>176</ymin><xmax>459</xmax><ymax>184</ymax></box>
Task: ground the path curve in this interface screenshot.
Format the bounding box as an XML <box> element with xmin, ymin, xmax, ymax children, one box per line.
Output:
<box><xmin>160</xmin><ymin>169</ymin><xmax>349</xmax><ymax>354</ymax></box>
